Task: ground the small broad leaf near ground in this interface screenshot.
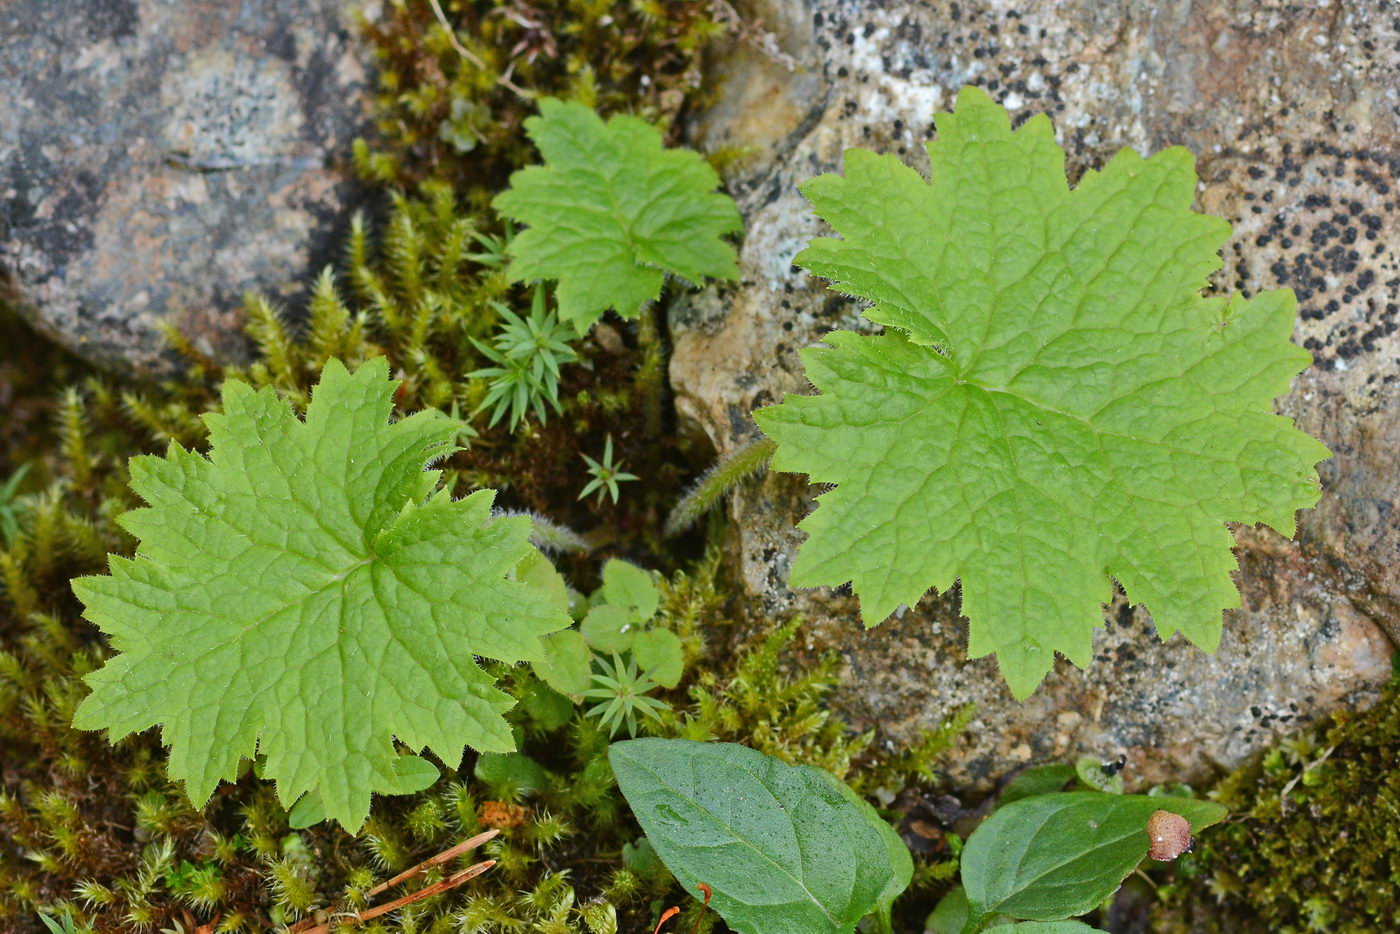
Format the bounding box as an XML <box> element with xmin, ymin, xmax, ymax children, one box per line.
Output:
<box><xmin>997</xmin><ymin>763</ymin><xmax>1077</xmax><ymax>807</ymax></box>
<box><xmin>753</xmin><ymin>85</ymin><xmax>1330</xmax><ymax>699</ymax></box>
<box><xmin>492</xmin><ymin>98</ymin><xmax>742</xmax><ymax>330</ymax></box>
<box><xmin>610</xmin><ymin>738</ymin><xmax>912</xmax><ymax>934</ymax></box>
<box><xmin>959</xmin><ymin>791</ymin><xmax>1228</xmax><ymax>927</ymax></box>
<box><xmin>632</xmin><ymin>627</ymin><xmax>685</xmax><ymax>688</ymax></box>
<box><xmin>70</xmin><ymin>357</ymin><xmax>570</xmax><ymax>830</ymax></box>
<box><xmin>602</xmin><ymin>557</ymin><xmax>660</xmax><ymax>621</ymax></box>
<box><xmin>534</xmin><ymin>629</ymin><xmax>594</xmax><ymax>696</ymax></box>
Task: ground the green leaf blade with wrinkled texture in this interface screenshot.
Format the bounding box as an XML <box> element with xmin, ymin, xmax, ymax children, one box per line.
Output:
<box><xmin>610</xmin><ymin>738</ymin><xmax>911</xmax><ymax>934</ymax></box>
<box><xmin>960</xmin><ymin>792</ymin><xmax>1227</xmax><ymax>925</ymax></box>
<box><xmin>493</xmin><ymin>98</ymin><xmax>743</xmax><ymax>329</ymax></box>
<box><xmin>754</xmin><ymin>85</ymin><xmax>1330</xmax><ymax>699</ymax></box>
<box><xmin>71</xmin><ymin>358</ymin><xmax>571</xmax><ymax>830</ymax></box>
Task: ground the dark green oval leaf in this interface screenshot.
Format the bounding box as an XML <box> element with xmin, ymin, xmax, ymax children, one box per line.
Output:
<box><xmin>610</xmin><ymin>738</ymin><xmax>911</xmax><ymax>934</ymax></box>
<box><xmin>962</xmin><ymin>792</ymin><xmax>1227</xmax><ymax>924</ymax></box>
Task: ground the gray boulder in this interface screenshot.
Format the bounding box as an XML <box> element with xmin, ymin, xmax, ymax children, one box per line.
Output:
<box><xmin>0</xmin><ymin>0</ymin><xmax>371</xmax><ymax>374</ymax></box>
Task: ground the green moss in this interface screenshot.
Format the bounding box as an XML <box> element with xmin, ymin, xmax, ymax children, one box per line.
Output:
<box><xmin>354</xmin><ymin>0</ymin><xmax>728</xmax><ymax>195</ymax></box>
<box><xmin>1155</xmin><ymin>678</ymin><xmax>1400</xmax><ymax>933</ymax></box>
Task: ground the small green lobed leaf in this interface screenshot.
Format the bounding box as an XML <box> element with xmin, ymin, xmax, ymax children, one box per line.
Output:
<box><xmin>492</xmin><ymin>98</ymin><xmax>743</xmax><ymax>330</ymax></box>
<box><xmin>581</xmin><ymin>603</ymin><xmax>636</xmax><ymax>654</ymax></box>
<box><xmin>610</xmin><ymin>738</ymin><xmax>911</xmax><ymax>934</ymax></box>
<box><xmin>602</xmin><ymin>557</ymin><xmax>660</xmax><ymax>622</ymax></box>
<box><xmin>1074</xmin><ymin>756</ymin><xmax>1124</xmax><ymax>795</ymax></box>
<box><xmin>632</xmin><ymin>628</ymin><xmax>684</xmax><ymax>688</ymax></box>
<box><xmin>70</xmin><ymin>357</ymin><xmax>571</xmax><ymax>830</ymax></box>
<box><xmin>534</xmin><ymin>629</ymin><xmax>595</xmax><ymax>696</ymax></box>
<box><xmin>960</xmin><ymin>791</ymin><xmax>1227</xmax><ymax>925</ymax></box>
<box><xmin>754</xmin><ymin>84</ymin><xmax>1331</xmax><ymax>699</ymax></box>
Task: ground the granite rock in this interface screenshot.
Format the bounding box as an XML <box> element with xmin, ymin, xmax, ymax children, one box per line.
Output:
<box><xmin>0</xmin><ymin>0</ymin><xmax>371</xmax><ymax>374</ymax></box>
<box><xmin>672</xmin><ymin>0</ymin><xmax>1399</xmax><ymax>792</ymax></box>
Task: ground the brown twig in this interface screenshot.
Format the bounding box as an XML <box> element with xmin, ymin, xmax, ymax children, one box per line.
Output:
<box><xmin>284</xmin><ymin>830</ymin><xmax>500</xmax><ymax>934</ymax></box>
<box><xmin>427</xmin><ymin>0</ymin><xmax>530</xmax><ymax>98</ymax></box>
<box><xmin>1279</xmin><ymin>743</ymin><xmax>1337</xmax><ymax>813</ymax></box>
<box><xmin>297</xmin><ymin>860</ymin><xmax>496</xmax><ymax>934</ymax></box>
<box><xmin>366</xmin><ymin>828</ymin><xmax>499</xmax><ymax>898</ymax></box>
<box><xmin>366</xmin><ymin>859</ymin><xmax>496</xmax><ymax>926</ymax></box>
<box><xmin>428</xmin><ymin>0</ymin><xmax>487</xmax><ymax>68</ymax></box>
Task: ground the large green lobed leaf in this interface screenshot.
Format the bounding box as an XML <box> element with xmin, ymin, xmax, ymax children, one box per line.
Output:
<box><xmin>754</xmin><ymin>85</ymin><xmax>1330</xmax><ymax>698</ymax></box>
<box><xmin>493</xmin><ymin>98</ymin><xmax>743</xmax><ymax>330</ymax></box>
<box><xmin>71</xmin><ymin>358</ymin><xmax>570</xmax><ymax>830</ymax></box>
<box><xmin>610</xmin><ymin>739</ymin><xmax>911</xmax><ymax>934</ymax></box>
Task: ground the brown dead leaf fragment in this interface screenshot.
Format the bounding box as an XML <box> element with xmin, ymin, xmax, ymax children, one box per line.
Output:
<box><xmin>480</xmin><ymin>799</ymin><xmax>528</xmax><ymax>829</ymax></box>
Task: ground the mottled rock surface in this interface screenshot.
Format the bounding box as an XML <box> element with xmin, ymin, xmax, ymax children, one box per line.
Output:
<box><xmin>0</xmin><ymin>0</ymin><xmax>371</xmax><ymax>374</ymax></box>
<box><xmin>673</xmin><ymin>0</ymin><xmax>1399</xmax><ymax>791</ymax></box>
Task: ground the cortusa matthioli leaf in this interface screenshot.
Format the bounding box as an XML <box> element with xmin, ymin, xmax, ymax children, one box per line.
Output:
<box><xmin>610</xmin><ymin>738</ymin><xmax>912</xmax><ymax>934</ymax></box>
<box><xmin>71</xmin><ymin>358</ymin><xmax>570</xmax><ymax>830</ymax></box>
<box><xmin>959</xmin><ymin>792</ymin><xmax>1227</xmax><ymax>926</ymax></box>
<box><xmin>492</xmin><ymin>98</ymin><xmax>742</xmax><ymax>330</ymax></box>
<box><xmin>754</xmin><ymin>85</ymin><xmax>1330</xmax><ymax>699</ymax></box>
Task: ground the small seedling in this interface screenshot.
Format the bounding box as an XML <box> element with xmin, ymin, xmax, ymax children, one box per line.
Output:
<box><xmin>583</xmin><ymin>654</ymin><xmax>670</xmax><ymax>737</ymax></box>
<box><xmin>468</xmin><ymin>285</ymin><xmax>579</xmax><ymax>430</ymax></box>
<box><xmin>0</xmin><ymin>462</ymin><xmax>32</xmax><ymax>543</ymax></box>
<box><xmin>493</xmin><ymin>98</ymin><xmax>742</xmax><ymax>330</ymax></box>
<box><xmin>578</xmin><ymin>434</ymin><xmax>638</xmax><ymax>505</ymax></box>
<box><xmin>37</xmin><ymin>909</ymin><xmax>78</xmax><ymax>934</ymax></box>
